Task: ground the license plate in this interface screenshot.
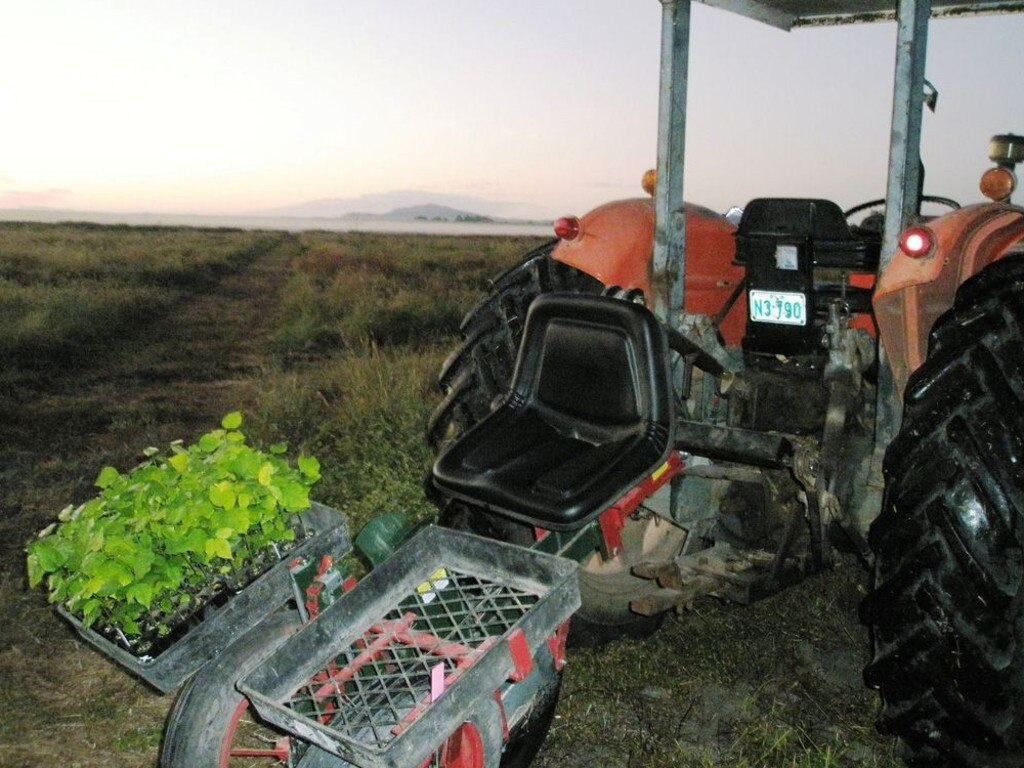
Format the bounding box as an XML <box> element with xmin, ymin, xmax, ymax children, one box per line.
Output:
<box><xmin>749</xmin><ymin>290</ymin><xmax>807</xmax><ymax>326</ymax></box>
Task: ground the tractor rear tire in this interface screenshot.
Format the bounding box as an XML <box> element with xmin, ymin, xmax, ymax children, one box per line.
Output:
<box><xmin>429</xmin><ymin>245</ymin><xmax>666</xmax><ymax>647</ymax></box>
<box><xmin>427</xmin><ymin>241</ymin><xmax>601</xmax><ymax>452</ymax></box>
<box><xmin>862</xmin><ymin>254</ymin><xmax>1024</xmax><ymax>767</ymax></box>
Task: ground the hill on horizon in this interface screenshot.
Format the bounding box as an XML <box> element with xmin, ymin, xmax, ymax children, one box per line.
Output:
<box><xmin>260</xmin><ymin>190</ymin><xmax>542</xmax><ymax>221</ymax></box>
<box><xmin>379</xmin><ymin>203</ymin><xmax>492</xmax><ymax>221</ymax></box>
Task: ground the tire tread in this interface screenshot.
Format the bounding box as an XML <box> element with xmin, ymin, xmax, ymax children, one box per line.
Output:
<box><xmin>863</xmin><ymin>254</ymin><xmax>1024</xmax><ymax>767</ymax></box>
<box><xmin>426</xmin><ymin>244</ymin><xmax>600</xmax><ymax>452</ymax></box>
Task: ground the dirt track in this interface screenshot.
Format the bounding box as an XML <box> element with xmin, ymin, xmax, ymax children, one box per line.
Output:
<box><xmin>0</xmin><ymin>233</ymin><xmax>296</xmax><ymax>570</ymax></box>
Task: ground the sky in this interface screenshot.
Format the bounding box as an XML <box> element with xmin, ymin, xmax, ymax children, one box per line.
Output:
<box><xmin>2</xmin><ymin>2</ymin><xmax>1023</xmax><ymax>220</ymax></box>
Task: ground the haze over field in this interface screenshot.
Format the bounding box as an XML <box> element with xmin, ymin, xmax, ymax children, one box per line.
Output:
<box><xmin>3</xmin><ymin>2</ymin><xmax>1024</xmax><ymax>221</ymax></box>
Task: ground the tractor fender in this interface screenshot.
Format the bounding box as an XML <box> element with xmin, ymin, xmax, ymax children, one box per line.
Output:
<box><xmin>551</xmin><ymin>198</ymin><xmax>745</xmax><ymax>345</ymax></box>
<box><xmin>874</xmin><ymin>202</ymin><xmax>1024</xmax><ymax>394</ymax></box>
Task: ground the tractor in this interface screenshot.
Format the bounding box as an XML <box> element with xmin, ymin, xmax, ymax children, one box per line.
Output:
<box><xmin>52</xmin><ymin>2</ymin><xmax>1024</xmax><ymax>767</ymax></box>
<box><xmin>423</xmin><ymin>2</ymin><xmax>1024</xmax><ymax>766</ymax></box>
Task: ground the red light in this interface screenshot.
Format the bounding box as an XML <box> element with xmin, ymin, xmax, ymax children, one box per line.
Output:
<box><xmin>899</xmin><ymin>226</ymin><xmax>934</xmax><ymax>258</ymax></box>
<box><xmin>553</xmin><ymin>216</ymin><xmax>580</xmax><ymax>241</ymax></box>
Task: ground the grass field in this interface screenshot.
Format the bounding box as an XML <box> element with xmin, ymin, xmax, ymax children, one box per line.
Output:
<box><xmin>0</xmin><ymin>223</ymin><xmax>899</xmax><ymax>767</ymax></box>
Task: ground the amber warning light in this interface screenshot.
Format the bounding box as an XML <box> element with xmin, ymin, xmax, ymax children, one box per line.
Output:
<box><xmin>554</xmin><ymin>216</ymin><xmax>581</xmax><ymax>241</ymax></box>
<box><xmin>899</xmin><ymin>227</ymin><xmax>934</xmax><ymax>258</ymax></box>
<box><xmin>642</xmin><ymin>169</ymin><xmax>657</xmax><ymax>197</ymax></box>
<box><xmin>980</xmin><ymin>166</ymin><xmax>1017</xmax><ymax>202</ymax></box>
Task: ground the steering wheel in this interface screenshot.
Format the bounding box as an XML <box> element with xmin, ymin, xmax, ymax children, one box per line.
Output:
<box><xmin>844</xmin><ymin>195</ymin><xmax>961</xmax><ymax>227</ymax></box>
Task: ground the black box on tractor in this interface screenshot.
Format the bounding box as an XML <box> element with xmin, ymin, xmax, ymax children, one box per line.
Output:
<box><xmin>735</xmin><ymin>198</ymin><xmax>879</xmax><ymax>359</ymax></box>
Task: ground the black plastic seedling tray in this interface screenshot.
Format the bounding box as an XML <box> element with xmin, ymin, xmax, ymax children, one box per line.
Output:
<box><xmin>240</xmin><ymin>525</ymin><xmax>579</xmax><ymax>768</ymax></box>
<box><xmin>57</xmin><ymin>502</ymin><xmax>350</xmax><ymax>693</ymax></box>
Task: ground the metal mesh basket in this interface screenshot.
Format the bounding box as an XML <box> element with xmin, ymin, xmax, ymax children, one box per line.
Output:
<box><xmin>240</xmin><ymin>526</ymin><xmax>579</xmax><ymax>768</ymax></box>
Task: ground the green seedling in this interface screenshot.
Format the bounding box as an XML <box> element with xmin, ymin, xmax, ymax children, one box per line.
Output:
<box><xmin>26</xmin><ymin>412</ymin><xmax>320</xmax><ymax>652</ymax></box>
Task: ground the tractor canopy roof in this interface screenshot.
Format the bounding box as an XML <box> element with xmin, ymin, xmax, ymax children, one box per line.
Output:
<box><xmin>702</xmin><ymin>0</ymin><xmax>1024</xmax><ymax>29</ymax></box>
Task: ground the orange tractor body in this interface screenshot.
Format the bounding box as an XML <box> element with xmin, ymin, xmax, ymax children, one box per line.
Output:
<box><xmin>550</xmin><ymin>198</ymin><xmax>745</xmax><ymax>345</ymax></box>
<box><xmin>874</xmin><ymin>202</ymin><xmax>1024</xmax><ymax>393</ymax></box>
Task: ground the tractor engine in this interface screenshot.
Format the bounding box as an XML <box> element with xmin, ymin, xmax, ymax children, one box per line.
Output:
<box><xmin>673</xmin><ymin>198</ymin><xmax>881</xmax><ymax>566</ymax></box>
<box><xmin>721</xmin><ymin>198</ymin><xmax>879</xmax><ymax>437</ymax></box>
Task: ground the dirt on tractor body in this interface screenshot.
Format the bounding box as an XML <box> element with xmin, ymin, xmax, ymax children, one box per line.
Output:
<box><xmin>0</xmin><ymin>224</ymin><xmax>897</xmax><ymax>767</ymax></box>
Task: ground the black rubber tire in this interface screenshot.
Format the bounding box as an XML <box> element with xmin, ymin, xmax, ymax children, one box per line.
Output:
<box><xmin>429</xmin><ymin>247</ymin><xmax>664</xmax><ymax>647</ymax></box>
<box><xmin>500</xmin><ymin>661</ymin><xmax>563</xmax><ymax>768</ymax></box>
<box><xmin>426</xmin><ymin>241</ymin><xmax>602</xmax><ymax>452</ymax></box>
<box><xmin>163</xmin><ymin>607</ymin><xmax>522</xmax><ymax>768</ymax></box>
<box><xmin>569</xmin><ymin>568</ymin><xmax>665</xmax><ymax>649</ymax></box>
<box><xmin>161</xmin><ymin>612</ymin><xmax>344</xmax><ymax>767</ymax></box>
<box><xmin>862</xmin><ymin>254</ymin><xmax>1024</xmax><ymax>767</ymax></box>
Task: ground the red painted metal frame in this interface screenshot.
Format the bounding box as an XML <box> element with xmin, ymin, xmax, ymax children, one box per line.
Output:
<box><xmin>493</xmin><ymin>690</ymin><xmax>511</xmax><ymax>740</ymax></box>
<box><xmin>292</xmin><ymin>616</ymin><xmax>566</xmax><ymax>763</ymax></box>
<box><xmin>431</xmin><ymin>722</ymin><xmax>485</xmax><ymax>768</ymax></box>
<box><xmin>295</xmin><ymin>609</ymin><xmax>535</xmax><ymax>747</ymax></box>
<box><xmin>597</xmin><ymin>451</ymin><xmax>686</xmax><ymax>557</ymax></box>
<box><xmin>505</xmin><ymin>629</ymin><xmax>534</xmax><ymax>683</ymax></box>
<box><xmin>545</xmin><ymin>621</ymin><xmax>570</xmax><ymax>673</ymax></box>
<box><xmin>303</xmin><ymin>554</ymin><xmax>336</xmax><ymax>619</ymax></box>
<box><xmin>222</xmin><ymin>699</ymin><xmax>292</xmax><ymax>764</ymax></box>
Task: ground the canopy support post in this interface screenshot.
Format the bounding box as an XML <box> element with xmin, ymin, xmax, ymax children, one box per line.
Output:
<box><xmin>653</xmin><ymin>0</ymin><xmax>692</xmax><ymax>331</ymax></box>
<box><xmin>868</xmin><ymin>0</ymin><xmax>932</xmax><ymax>521</ymax></box>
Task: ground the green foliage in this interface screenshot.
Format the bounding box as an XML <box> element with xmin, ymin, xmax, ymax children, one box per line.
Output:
<box><xmin>25</xmin><ymin>412</ymin><xmax>320</xmax><ymax>642</ymax></box>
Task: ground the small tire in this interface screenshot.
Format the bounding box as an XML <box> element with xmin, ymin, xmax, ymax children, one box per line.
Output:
<box><xmin>161</xmin><ymin>611</ymin><xmax>511</xmax><ymax>768</ymax></box>
<box><xmin>161</xmin><ymin>611</ymin><xmax>343</xmax><ymax>767</ymax></box>
<box><xmin>570</xmin><ymin>570</ymin><xmax>665</xmax><ymax>649</ymax></box>
<box><xmin>499</xmin><ymin>683</ymin><xmax>561</xmax><ymax>768</ymax></box>
<box><xmin>862</xmin><ymin>254</ymin><xmax>1024</xmax><ymax>767</ymax></box>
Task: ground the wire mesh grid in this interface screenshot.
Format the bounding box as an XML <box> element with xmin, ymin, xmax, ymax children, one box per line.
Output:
<box><xmin>282</xmin><ymin>567</ymin><xmax>540</xmax><ymax>751</ymax></box>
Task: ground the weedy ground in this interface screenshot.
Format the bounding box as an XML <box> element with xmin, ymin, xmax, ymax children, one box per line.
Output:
<box><xmin>0</xmin><ymin>222</ymin><xmax>899</xmax><ymax>767</ymax></box>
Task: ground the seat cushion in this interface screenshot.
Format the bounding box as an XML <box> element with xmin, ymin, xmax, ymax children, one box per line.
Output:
<box><xmin>432</xmin><ymin>406</ymin><xmax>666</xmax><ymax>529</ymax></box>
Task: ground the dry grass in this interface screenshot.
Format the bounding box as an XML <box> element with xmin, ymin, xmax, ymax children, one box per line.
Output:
<box><xmin>246</xmin><ymin>347</ymin><xmax>446</xmax><ymax>536</ymax></box>
<box><xmin>0</xmin><ymin>222</ymin><xmax>281</xmax><ymax>365</ymax></box>
<box><xmin>539</xmin><ymin>565</ymin><xmax>899</xmax><ymax>767</ymax></box>
<box><xmin>273</xmin><ymin>232</ymin><xmax>542</xmax><ymax>354</ymax></box>
<box><xmin>0</xmin><ymin>577</ymin><xmax>166</xmax><ymax>768</ymax></box>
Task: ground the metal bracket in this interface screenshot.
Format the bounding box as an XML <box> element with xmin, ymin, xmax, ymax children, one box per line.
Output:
<box><xmin>631</xmin><ymin>542</ymin><xmax>778</xmax><ymax>614</ymax></box>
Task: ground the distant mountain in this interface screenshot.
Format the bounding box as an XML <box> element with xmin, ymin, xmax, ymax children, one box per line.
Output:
<box><xmin>335</xmin><ymin>203</ymin><xmax>493</xmax><ymax>222</ymax></box>
<box><xmin>260</xmin><ymin>190</ymin><xmax>542</xmax><ymax>222</ymax></box>
<box><xmin>386</xmin><ymin>204</ymin><xmax>492</xmax><ymax>222</ymax></box>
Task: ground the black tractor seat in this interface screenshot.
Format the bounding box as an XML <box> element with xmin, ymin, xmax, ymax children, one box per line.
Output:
<box><xmin>431</xmin><ymin>294</ymin><xmax>674</xmax><ymax>531</ymax></box>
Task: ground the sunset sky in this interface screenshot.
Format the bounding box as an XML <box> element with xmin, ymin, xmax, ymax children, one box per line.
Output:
<box><xmin>3</xmin><ymin>2</ymin><xmax>1023</xmax><ymax>220</ymax></box>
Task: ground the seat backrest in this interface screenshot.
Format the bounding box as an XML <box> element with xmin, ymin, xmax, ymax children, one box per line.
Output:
<box><xmin>511</xmin><ymin>294</ymin><xmax>672</xmax><ymax>442</ymax></box>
